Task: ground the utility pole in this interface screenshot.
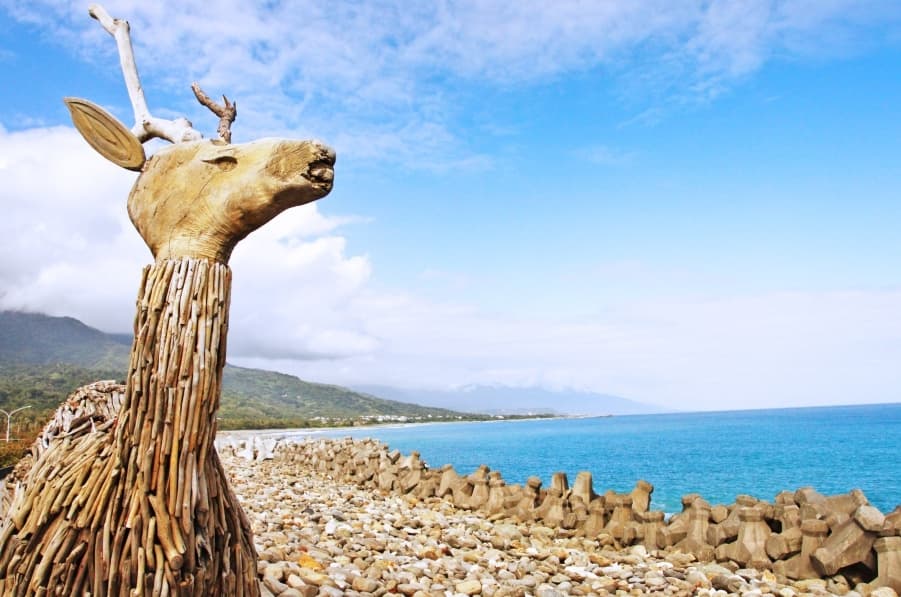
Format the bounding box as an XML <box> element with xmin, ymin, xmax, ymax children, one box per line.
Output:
<box><xmin>0</xmin><ymin>406</ymin><xmax>30</xmax><ymax>442</ymax></box>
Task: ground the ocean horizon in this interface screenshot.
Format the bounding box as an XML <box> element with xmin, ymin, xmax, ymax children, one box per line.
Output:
<box><xmin>266</xmin><ymin>401</ymin><xmax>901</xmax><ymax>515</ymax></box>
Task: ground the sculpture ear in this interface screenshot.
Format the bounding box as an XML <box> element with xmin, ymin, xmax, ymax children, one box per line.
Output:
<box><xmin>64</xmin><ymin>97</ymin><xmax>146</xmax><ymax>171</ymax></box>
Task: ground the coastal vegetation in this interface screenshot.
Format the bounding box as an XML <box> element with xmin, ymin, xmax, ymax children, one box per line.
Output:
<box><xmin>0</xmin><ymin>434</ymin><xmax>33</xmax><ymax>468</ymax></box>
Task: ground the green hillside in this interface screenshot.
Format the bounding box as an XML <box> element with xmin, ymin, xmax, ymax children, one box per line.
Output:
<box><xmin>0</xmin><ymin>310</ymin><xmax>469</xmax><ymax>430</ymax></box>
<box><xmin>219</xmin><ymin>366</ymin><xmax>463</xmax><ymax>428</ymax></box>
<box><xmin>0</xmin><ymin>362</ymin><xmax>125</xmax><ymax>430</ymax></box>
<box><xmin>0</xmin><ymin>311</ymin><xmax>131</xmax><ymax>370</ymax></box>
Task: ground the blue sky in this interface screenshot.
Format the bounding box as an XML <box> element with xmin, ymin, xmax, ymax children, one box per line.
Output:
<box><xmin>1</xmin><ymin>1</ymin><xmax>899</xmax><ymax>411</ymax></box>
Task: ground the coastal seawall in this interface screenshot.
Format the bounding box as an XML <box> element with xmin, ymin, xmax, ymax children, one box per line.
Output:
<box><xmin>219</xmin><ymin>436</ymin><xmax>901</xmax><ymax>594</ymax></box>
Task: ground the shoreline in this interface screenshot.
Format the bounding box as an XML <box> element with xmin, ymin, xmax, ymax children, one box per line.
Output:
<box><xmin>222</xmin><ymin>437</ymin><xmax>901</xmax><ymax>596</ymax></box>
<box><xmin>217</xmin><ymin>413</ymin><xmax>901</xmax><ymax>515</ymax></box>
<box><xmin>216</xmin><ymin>414</ymin><xmax>574</xmax><ymax>442</ymax></box>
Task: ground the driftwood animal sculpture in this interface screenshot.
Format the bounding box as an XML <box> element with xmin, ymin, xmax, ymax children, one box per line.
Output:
<box><xmin>0</xmin><ymin>4</ymin><xmax>334</xmax><ymax>596</ymax></box>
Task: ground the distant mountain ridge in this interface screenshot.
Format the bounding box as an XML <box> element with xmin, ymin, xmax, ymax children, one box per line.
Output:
<box><xmin>218</xmin><ymin>366</ymin><xmax>464</xmax><ymax>424</ymax></box>
<box><xmin>0</xmin><ymin>310</ymin><xmax>662</xmax><ymax>424</ymax></box>
<box><xmin>0</xmin><ymin>310</ymin><xmax>466</xmax><ymax>428</ymax></box>
<box><xmin>352</xmin><ymin>384</ymin><xmax>665</xmax><ymax>416</ymax></box>
<box><xmin>0</xmin><ymin>311</ymin><xmax>131</xmax><ymax>370</ymax></box>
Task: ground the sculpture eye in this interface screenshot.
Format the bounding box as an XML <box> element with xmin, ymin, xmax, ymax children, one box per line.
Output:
<box><xmin>203</xmin><ymin>155</ymin><xmax>237</xmax><ymax>171</ymax></box>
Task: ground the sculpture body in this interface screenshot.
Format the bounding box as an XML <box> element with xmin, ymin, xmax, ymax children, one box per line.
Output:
<box><xmin>0</xmin><ymin>5</ymin><xmax>334</xmax><ymax>595</ymax></box>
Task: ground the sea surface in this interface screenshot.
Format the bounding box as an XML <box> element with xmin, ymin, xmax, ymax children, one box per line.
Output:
<box><xmin>282</xmin><ymin>403</ymin><xmax>901</xmax><ymax>515</ymax></box>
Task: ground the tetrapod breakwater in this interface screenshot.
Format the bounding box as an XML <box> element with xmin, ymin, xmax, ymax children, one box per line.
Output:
<box><xmin>219</xmin><ymin>435</ymin><xmax>901</xmax><ymax>595</ymax></box>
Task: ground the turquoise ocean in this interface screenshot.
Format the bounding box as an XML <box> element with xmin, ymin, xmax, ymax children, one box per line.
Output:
<box><xmin>289</xmin><ymin>403</ymin><xmax>901</xmax><ymax>515</ymax></box>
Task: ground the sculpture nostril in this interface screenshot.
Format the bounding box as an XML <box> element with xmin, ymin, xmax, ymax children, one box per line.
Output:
<box><xmin>310</xmin><ymin>166</ymin><xmax>334</xmax><ymax>182</ymax></box>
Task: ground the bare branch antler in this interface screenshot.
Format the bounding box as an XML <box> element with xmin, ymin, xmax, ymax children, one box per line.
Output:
<box><xmin>88</xmin><ymin>4</ymin><xmax>202</xmax><ymax>144</ymax></box>
<box><xmin>191</xmin><ymin>83</ymin><xmax>237</xmax><ymax>143</ymax></box>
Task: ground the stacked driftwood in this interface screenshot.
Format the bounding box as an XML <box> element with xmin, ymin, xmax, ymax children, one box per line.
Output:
<box><xmin>0</xmin><ymin>381</ymin><xmax>124</xmax><ymax>516</ymax></box>
<box><xmin>37</xmin><ymin>380</ymin><xmax>125</xmax><ymax>448</ymax></box>
<box><xmin>224</xmin><ymin>437</ymin><xmax>901</xmax><ymax>592</ymax></box>
<box><xmin>0</xmin><ymin>258</ymin><xmax>258</xmax><ymax>596</ymax></box>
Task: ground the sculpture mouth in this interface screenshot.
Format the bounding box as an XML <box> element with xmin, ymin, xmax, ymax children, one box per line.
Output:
<box><xmin>308</xmin><ymin>153</ymin><xmax>335</xmax><ymax>191</ymax></box>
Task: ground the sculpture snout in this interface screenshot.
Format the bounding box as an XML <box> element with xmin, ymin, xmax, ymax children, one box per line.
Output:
<box><xmin>307</xmin><ymin>140</ymin><xmax>336</xmax><ymax>189</ymax></box>
<box><xmin>264</xmin><ymin>139</ymin><xmax>336</xmax><ymax>199</ymax></box>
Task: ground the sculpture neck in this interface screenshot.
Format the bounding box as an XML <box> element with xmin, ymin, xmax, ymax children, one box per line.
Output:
<box><xmin>117</xmin><ymin>257</ymin><xmax>231</xmax><ymax>469</ymax></box>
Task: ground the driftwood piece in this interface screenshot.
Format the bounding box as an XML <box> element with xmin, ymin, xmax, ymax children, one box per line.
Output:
<box><xmin>88</xmin><ymin>4</ymin><xmax>202</xmax><ymax>144</ymax></box>
<box><xmin>0</xmin><ymin>381</ymin><xmax>124</xmax><ymax>517</ymax></box>
<box><xmin>191</xmin><ymin>83</ymin><xmax>237</xmax><ymax>144</ymax></box>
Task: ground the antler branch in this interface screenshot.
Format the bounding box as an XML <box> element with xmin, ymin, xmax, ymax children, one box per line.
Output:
<box><xmin>88</xmin><ymin>4</ymin><xmax>202</xmax><ymax>144</ymax></box>
<box><xmin>191</xmin><ymin>83</ymin><xmax>237</xmax><ymax>143</ymax></box>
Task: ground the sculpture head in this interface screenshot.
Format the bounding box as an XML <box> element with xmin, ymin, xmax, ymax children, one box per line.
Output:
<box><xmin>127</xmin><ymin>138</ymin><xmax>334</xmax><ymax>262</ymax></box>
<box><xmin>66</xmin><ymin>4</ymin><xmax>334</xmax><ymax>263</ymax></box>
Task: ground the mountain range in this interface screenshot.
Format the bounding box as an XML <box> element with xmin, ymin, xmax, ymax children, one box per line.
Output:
<box><xmin>353</xmin><ymin>384</ymin><xmax>664</xmax><ymax>416</ymax></box>
<box><xmin>0</xmin><ymin>310</ymin><xmax>662</xmax><ymax>427</ymax></box>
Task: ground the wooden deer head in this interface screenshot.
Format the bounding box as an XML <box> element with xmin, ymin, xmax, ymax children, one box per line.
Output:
<box><xmin>65</xmin><ymin>4</ymin><xmax>335</xmax><ymax>263</ymax></box>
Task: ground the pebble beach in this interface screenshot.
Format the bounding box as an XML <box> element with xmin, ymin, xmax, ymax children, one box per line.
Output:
<box><xmin>222</xmin><ymin>447</ymin><xmax>897</xmax><ymax>597</ymax></box>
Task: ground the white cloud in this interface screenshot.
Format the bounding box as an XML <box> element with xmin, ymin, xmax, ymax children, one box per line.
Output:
<box><xmin>265</xmin><ymin>286</ymin><xmax>901</xmax><ymax>411</ymax></box>
<box><xmin>419</xmin><ymin>268</ymin><xmax>472</xmax><ymax>291</ymax></box>
<box><xmin>3</xmin><ymin>0</ymin><xmax>897</xmax><ymax>168</ymax></box>
<box><xmin>576</xmin><ymin>145</ymin><xmax>636</xmax><ymax>167</ymax></box>
<box><xmin>0</xmin><ymin>125</ymin><xmax>368</xmax><ymax>353</ymax></box>
<box><xmin>0</xmin><ymin>125</ymin><xmax>144</xmax><ymax>331</ymax></box>
<box><xmin>228</xmin><ymin>223</ymin><xmax>377</xmax><ymax>361</ymax></box>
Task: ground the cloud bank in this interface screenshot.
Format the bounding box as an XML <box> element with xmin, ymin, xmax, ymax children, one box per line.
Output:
<box><xmin>0</xmin><ymin>125</ymin><xmax>374</xmax><ymax>361</ymax></box>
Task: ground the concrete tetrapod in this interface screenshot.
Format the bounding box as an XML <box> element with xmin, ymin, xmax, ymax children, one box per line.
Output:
<box><xmin>674</xmin><ymin>499</ymin><xmax>716</xmax><ymax>561</ymax></box>
<box><xmin>811</xmin><ymin>505</ymin><xmax>882</xmax><ymax>577</ymax></box>
<box><xmin>775</xmin><ymin>519</ymin><xmax>830</xmax><ymax>580</ymax></box>
<box><xmin>662</xmin><ymin>493</ymin><xmax>703</xmax><ymax>547</ymax></box>
<box><xmin>867</xmin><ymin>536</ymin><xmax>901</xmax><ymax>593</ymax></box>
<box><xmin>715</xmin><ymin>507</ymin><xmax>772</xmax><ymax>570</ymax></box>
